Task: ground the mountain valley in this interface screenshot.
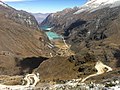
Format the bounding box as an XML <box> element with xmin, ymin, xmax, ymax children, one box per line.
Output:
<box><xmin>0</xmin><ymin>0</ymin><xmax>120</xmax><ymax>89</ymax></box>
<box><xmin>40</xmin><ymin>0</ymin><xmax>120</xmax><ymax>86</ymax></box>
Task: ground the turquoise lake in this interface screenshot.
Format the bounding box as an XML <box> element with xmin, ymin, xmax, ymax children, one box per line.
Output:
<box><xmin>46</xmin><ymin>31</ymin><xmax>62</xmax><ymax>40</ymax></box>
<box><xmin>40</xmin><ymin>26</ymin><xmax>62</xmax><ymax>40</ymax></box>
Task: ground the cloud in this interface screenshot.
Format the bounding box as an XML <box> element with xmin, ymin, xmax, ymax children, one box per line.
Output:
<box><xmin>1</xmin><ymin>0</ymin><xmax>31</xmax><ymax>2</ymax></box>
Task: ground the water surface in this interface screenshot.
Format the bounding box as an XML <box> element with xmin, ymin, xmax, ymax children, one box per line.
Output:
<box><xmin>40</xmin><ymin>26</ymin><xmax>62</xmax><ymax>40</ymax></box>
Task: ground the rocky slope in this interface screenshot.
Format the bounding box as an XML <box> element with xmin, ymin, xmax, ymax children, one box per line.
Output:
<box><xmin>0</xmin><ymin>1</ymin><xmax>119</xmax><ymax>89</ymax></box>
<box><xmin>41</xmin><ymin>7</ymin><xmax>79</xmax><ymax>33</ymax></box>
<box><xmin>41</xmin><ymin>0</ymin><xmax>120</xmax><ymax>35</ymax></box>
<box><xmin>39</xmin><ymin>0</ymin><xmax>120</xmax><ymax>82</ymax></box>
<box><xmin>0</xmin><ymin>1</ymin><xmax>53</xmax><ymax>75</ymax></box>
<box><xmin>0</xmin><ymin>1</ymin><xmax>39</xmax><ymax>29</ymax></box>
<box><xmin>41</xmin><ymin>0</ymin><xmax>120</xmax><ymax>55</ymax></box>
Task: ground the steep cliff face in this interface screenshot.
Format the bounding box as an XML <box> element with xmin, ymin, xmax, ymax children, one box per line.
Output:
<box><xmin>0</xmin><ymin>1</ymin><xmax>39</xmax><ymax>29</ymax></box>
<box><xmin>0</xmin><ymin>1</ymin><xmax>53</xmax><ymax>75</ymax></box>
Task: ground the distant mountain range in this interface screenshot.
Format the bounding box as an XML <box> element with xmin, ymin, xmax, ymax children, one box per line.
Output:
<box><xmin>32</xmin><ymin>13</ymin><xmax>50</xmax><ymax>24</ymax></box>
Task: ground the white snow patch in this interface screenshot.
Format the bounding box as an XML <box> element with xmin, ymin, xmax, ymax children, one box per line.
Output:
<box><xmin>74</xmin><ymin>0</ymin><xmax>120</xmax><ymax>14</ymax></box>
<box><xmin>0</xmin><ymin>1</ymin><xmax>8</xmax><ymax>7</ymax></box>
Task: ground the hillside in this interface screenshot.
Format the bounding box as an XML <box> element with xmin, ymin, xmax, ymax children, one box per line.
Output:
<box><xmin>0</xmin><ymin>1</ymin><xmax>39</xmax><ymax>29</ymax></box>
<box><xmin>0</xmin><ymin>1</ymin><xmax>53</xmax><ymax>75</ymax></box>
<box><xmin>39</xmin><ymin>0</ymin><xmax>120</xmax><ymax>82</ymax></box>
<box><xmin>0</xmin><ymin>0</ymin><xmax>120</xmax><ymax>89</ymax></box>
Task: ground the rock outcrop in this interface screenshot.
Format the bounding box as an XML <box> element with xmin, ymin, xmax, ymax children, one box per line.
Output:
<box><xmin>0</xmin><ymin>1</ymin><xmax>39</xmax><ymax>29</ymax></box>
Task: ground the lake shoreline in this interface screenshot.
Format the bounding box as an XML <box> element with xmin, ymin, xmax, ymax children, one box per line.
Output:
<box><xmin>40</xmin><ymin>26</ymin><xmax>63</xmax><ymax>40</ymax></box>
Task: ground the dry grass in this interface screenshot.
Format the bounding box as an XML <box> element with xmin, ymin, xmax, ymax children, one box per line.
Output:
<box><xmin>0</xmin><ymin>15</ymin><xmax>53</xmax><ymax>75</ymax></box>
<box><xmin>0</xmin><ymin>75</ymin><xmax>23</xmax><ymax>85</ymax></box>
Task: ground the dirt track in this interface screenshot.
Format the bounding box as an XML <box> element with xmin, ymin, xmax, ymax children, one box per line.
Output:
<box><xmin>82</xmin><ymin>60</ymin><xmax>112</xmax><ymax>82</ymax></box>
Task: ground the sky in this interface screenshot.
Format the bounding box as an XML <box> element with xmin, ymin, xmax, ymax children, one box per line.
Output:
<box><xmin>2</xmin><ymin>0</ymin><xmax>87</xmax><ymax>13</ymax></box>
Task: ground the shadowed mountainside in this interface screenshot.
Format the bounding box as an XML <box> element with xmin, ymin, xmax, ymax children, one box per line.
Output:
<box><xmin>39</xmin><ymin>1</ymin><xmax>120</xmax><ymax>82</ymax></box>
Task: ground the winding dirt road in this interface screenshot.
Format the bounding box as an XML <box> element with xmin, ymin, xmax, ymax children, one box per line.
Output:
<box><xmin>0</xmin><ymin>73</ymin><xmax>40</xmax><ymax>90</ymax></box>
<box><xmin>82</xmin><ymin>60</ymin><xmax>112</xmax><ymax>82</ymax></box>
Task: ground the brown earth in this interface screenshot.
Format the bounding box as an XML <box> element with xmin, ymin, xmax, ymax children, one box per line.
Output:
<box><xmin>0</xmin><ymin>75</ymin><xmax>23</xmax><ymax>85</ymax></box>
<box><xmin>38</xmin><ymin>4</ymin><xmax>120</xmax><ymax>82</ymax></box>
<box><xmin>0</xmin><ymin>1</ymin><xmax>120</xmax><ymax>83</ymax></box>
<box><xmin>0</xmin><ymin>3</ymin><xmax>54</xmax><ymax>75</ymax></box>
<box><xmin>0</xmin><ymin>3</ymin><xmax>39</xmax><ymax>30</ymax></box>
<box><xmin>35</xmin><ymin>39</ymin><xmax>120</xmax><ymax>82</ymax></box>
<box><xmin>0</xmin><ymin>16</ymin><xmax>53</xmax><ymax>75</ymax></box>
<box><xmin>35</xmin><ymin>55</ymin><xmax>97</xmax><ymax>82</ymax></box>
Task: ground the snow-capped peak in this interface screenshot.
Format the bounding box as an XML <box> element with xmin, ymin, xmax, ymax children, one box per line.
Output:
<box><xmin>0</xmin><ymin>1</ymin><xmax>9</xmax><ymax>7</ymax></box>
<box><xmin>74</xmin><ymin>0</ymin><xmax>120</xmax><ymax>14</ymax></box>
<box><xmin>85</xmin><ymin>0</ymin><xmax>119</xmax><ymax>6</ymax></box>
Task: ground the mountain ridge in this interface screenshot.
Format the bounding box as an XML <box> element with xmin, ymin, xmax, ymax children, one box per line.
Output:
<box><xmin>0</xmin><ymin>1</ymin><xmax>53</xmax><ymax>75</ymax></box>
<box><xmin>74</xmin><ymin>0</ymin><xmax>120</xmax><ymax>14</ymax></box>
<box><xmin>0</xmin><ymin>1</ymin><xmax>39</xmax><ymax>29</ymax></box>
<box><xmin>39</xmin><ymin>0</ymin><xmax>120</xmax><ymax>82</ymax></box>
